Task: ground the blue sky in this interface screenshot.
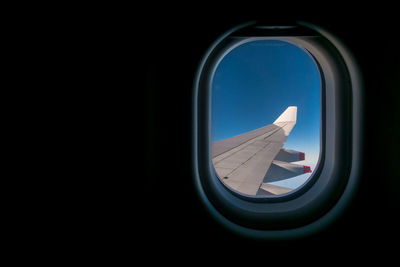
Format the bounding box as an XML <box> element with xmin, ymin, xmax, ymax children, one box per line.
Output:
<box><xmin>211</xmin><ymin>40</ymin><xmax>321</xmax><ymax>189</ymax></box>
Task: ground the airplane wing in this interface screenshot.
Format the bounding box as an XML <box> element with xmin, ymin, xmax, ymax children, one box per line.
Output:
<box><xmin>212</xmin><ymin>106</ymin><xmax>311</xmax><ymax>196</ymax></box>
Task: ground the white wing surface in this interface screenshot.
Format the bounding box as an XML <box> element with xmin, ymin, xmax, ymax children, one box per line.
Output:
<box><xmin>212</xmin><ymin>106</ymin><xmax>310</xmax><ymax>196</ymax></box>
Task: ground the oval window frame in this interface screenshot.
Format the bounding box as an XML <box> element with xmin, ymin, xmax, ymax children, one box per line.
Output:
<box><xmin>209</xmin><ymin>38</ymin><xmax>323</xmax><ymax>199</ymax></box>
<box><xmin>192</xmin><ymin>21</ymin><xmax>363</xmax><ymax>238</ymax></box>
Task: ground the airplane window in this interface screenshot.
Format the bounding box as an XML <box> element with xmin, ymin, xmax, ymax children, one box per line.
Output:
<box><xmin>193</xmin><ymin>21</ymin><xmax>363</xmax><ymax>238</ymax></box>
<box><xmin>211</xmin><ymin>40</ymin><xmax>321</xmax><ymax>197</ymax></box>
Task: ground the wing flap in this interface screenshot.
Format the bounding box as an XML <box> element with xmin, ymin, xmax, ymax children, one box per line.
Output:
<box><xmin>275</xmin><ymin>148</ymin><xmax>305</xmax><ymax>162</ymax></box>
<box><xmin>259</xmin><ymin>183</ymin><xmax>293</xmax><ymax>195</ymax></box>
<box><xmin>263</xmin><ymin>160</ymin><xmax>311</xmax><ymax>183</ymax></box>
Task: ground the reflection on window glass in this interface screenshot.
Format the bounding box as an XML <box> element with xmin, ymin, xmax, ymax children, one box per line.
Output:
<box><xmin>211</xmin><ymin>40</ymin><xmax>321</xmax><ymax>197</ymax></box>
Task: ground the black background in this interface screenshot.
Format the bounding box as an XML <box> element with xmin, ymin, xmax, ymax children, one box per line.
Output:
<box><xmin>144</xmin><ymin>5</ymin><xmax>399</xmax><ymax>260</ymax></box>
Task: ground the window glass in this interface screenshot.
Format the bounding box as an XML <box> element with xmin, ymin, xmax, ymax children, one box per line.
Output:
<box><xmin>211</xmin><ymin>40</ymin><xmax>321</xmax><ymax>196</ymax></box>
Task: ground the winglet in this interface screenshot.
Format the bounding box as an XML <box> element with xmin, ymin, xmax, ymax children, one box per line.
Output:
<box><xmin>273</xmin><ymin>106</ymin><xmax>297</xmax><ymax>123</ymax></box>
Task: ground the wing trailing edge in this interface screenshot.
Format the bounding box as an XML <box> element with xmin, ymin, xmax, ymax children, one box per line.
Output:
<box><xmin>258</xmin><ymin>183</ymin><xmax>293</xmax><ymax>196</ymax></box>
<box><xmin>275</xmin><ymin>148</ymin><xmax>305</xmax><ymax>162</ymax></box>
<box><xmin>262</xmin><ymin>160</ymin><xmax>312</xmax><ymax>183</ymax></box>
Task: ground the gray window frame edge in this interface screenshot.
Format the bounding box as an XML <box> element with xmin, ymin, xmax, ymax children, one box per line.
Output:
<box><xmin>192</xmin><ymin>21</ymin><xmax>363</xmax><ymax>240</ymax></box>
